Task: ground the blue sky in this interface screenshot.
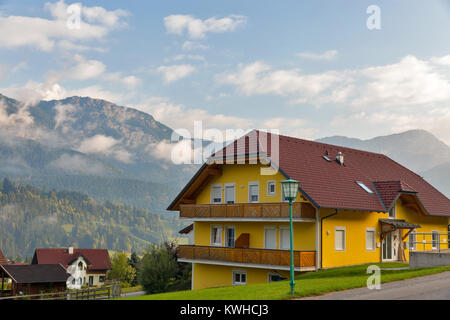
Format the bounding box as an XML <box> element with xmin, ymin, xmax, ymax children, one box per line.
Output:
<box><xmin>1</xmin><ymin>0</ymin><xmax>450</xmax><ymax>144</ymax></box>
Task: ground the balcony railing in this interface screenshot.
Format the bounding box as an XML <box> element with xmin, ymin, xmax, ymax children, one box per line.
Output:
<box><xmin>178</xmin><ymin>245</ymin><xmax>316</xmax><ymax>269</ymax></box>
<box><xmin>179</xmin><ymin>202</ymin><xmax>316</xmax><ymax>219</ymax></box>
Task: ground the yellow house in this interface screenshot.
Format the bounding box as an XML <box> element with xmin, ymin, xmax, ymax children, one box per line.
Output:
<box><xmin>168</xmin><ymin>130</ymin><xmax>450</xmax><ymax>290</ymax></box>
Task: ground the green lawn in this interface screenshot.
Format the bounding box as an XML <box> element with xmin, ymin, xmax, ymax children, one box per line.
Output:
<box><xmin>122</xmin><ymin>263</ymin><xmax>450</xmax><ymax>300</ymax></box>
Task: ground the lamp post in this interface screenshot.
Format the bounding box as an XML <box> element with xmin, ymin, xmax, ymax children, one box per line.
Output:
<box><xmin>281</xmin><ymin>178</ymin><xmax>300</xmax><ymax>295</ymax></box>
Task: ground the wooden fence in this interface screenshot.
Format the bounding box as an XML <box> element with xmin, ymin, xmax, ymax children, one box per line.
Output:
<box><xmin>0</xmin><ymin>282</ymin><xmax>121</xmax><ymax>300</ymax></box>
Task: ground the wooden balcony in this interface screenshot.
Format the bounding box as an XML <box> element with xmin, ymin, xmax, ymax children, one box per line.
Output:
<box><xmin>178</xmin><ymin>245</ymin><xmax>316</xmax><ymax>269</ymax></box>
<box><xmin>179</xmin><ymin>202</ymin><xmax>316</xmax><ymax>220</ymax></box>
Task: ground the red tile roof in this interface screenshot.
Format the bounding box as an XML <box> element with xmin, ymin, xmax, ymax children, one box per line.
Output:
<box><xmin>172</xmin><ymin>130</ymin><xmax>450</xmax><ymax>217</ymax></box>
<box><xmin>32</xmin><ymin>248</ymin><xmax>111</xmax><ymax>271</ymax></box>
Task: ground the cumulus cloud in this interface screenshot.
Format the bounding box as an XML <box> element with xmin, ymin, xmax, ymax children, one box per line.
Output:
<box><xmin>181</xmin><ymin>41</ymin><xmax>209</xmax><ymax>51</ymax></box>
<box><xmin>77</xmin><ymin>134</ymin><xmax>119</xmax><ymax>154</ymax></box>
<box><xmin>0</xmin><ymin>0</ymin><xmax>128</xmax><ymax>52</ymax></box>
<box><xmin>218</xmin><ymin>54</ymin><xmax>450</xmax><ymax>109</ymax></box>
<box><xmin>157</xmin><ymin>64</ymin><xmax>196</xmax><ymax>83</ymax></box>
<box><xmin>218</xmin><ymin>61</ymin><xmax>349</xmax><ymax>104</ymax></box>
<box><xmin>49</xmin><ymin>153</ymin><xmax>107</xmax><ymax>175</ymax></box>
<box><xmin>77</xmin><ymin>134</ymin><xmax>132</xmax><ymax>162</ymax></box>
<box><xmin>164</xmin><ymin>14</ymin><xmax>247</xmax><ymax>39</ymax></box>
<box><xmin>136</xmin><ymin>96</ymin><xmax>317</xmax><ymax>142</ymax></box>
<box><xmin>54</xmin><ymin>103</ymin><xmax>78</xmax><ymax>130</ymax></box>
<box><xmin>297</xmin><ymin>50</ymin><xmax>338</xmax><ymax>61</ymax></box>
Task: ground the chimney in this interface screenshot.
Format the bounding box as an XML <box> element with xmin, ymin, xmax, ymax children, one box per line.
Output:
<box><xmin>68</xmin><ymin>247</ymin><xmax>74</xmax><ymax>255</ymax></box>
<box><xmin>336</xmin><ymin>152</ymin><xmax>344</xmax><ymax>166</ymax></box>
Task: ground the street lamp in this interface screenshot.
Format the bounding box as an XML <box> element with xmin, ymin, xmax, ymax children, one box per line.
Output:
<box><xmin>281</xmin><ymin>178</ymin><xmax>300</xmax><ymax>295</ymax></box>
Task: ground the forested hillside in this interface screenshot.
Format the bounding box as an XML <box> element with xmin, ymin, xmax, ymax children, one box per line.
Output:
<box><xmin>0</xmin><ymin>178</ymin><xmax>182</xmax><ymax>260</ymax></box>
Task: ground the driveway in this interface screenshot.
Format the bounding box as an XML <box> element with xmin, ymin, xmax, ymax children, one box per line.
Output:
<box><xmin>120</xmin><ymin>291</ymin><xmax>145</xmax><ymax>298</ymax></box>
<box><xmin>301</xmin><ymin>271</ymin><xmax>450</xmax><ymax>300</ymax></box>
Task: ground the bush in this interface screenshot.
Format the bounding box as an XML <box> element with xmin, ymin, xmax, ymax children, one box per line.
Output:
<box><xmin>108</xmin><ymin>252</ymin><xmax>136</xmax><ymax>286</ymax></box>
<box><xmin>139</xmin><ymin>244</ymin><xmax>178</xmax><ymax>294</ymax></box>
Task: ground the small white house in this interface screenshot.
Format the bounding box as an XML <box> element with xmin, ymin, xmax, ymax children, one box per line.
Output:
<box><xmin>32</xmin><ymin>247</ymin><xmax>111</xmax><ymax>290</ymax></box>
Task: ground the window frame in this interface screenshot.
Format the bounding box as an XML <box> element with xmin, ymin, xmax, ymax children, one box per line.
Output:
<box><xmin>210</xmin><ymin>184</ymin><xmax>223</xmax><ymax>204</ymax></box>
<box><xmin>432</xmin><ymin>230</ymin><xmax>439</xmax><ymax>250</ymax></box>
<box><xmin>267</xmin><ymin>272</ymin><xmax>286</xmax><ymax>283</ymax></box>
<box><xmin>279</xmin><ymin>226</ymin><xmax>290</xmax><ymax>250</ymax></box>
<box><xmin>267</xmin><ymin>180</ymin><xmax>276</xmax><ymax>196</ymax></box>
<box><xmin>365</xmin><ymin>227</ymin><xmax>376</xmax><ymax>251</ymax></box>
<box><xmin>408</xmin><ymin>230</ymin><xmax>416</xmax><ymax>251</ymax></box>
<box><xmin>388</xmin><ymin>205</ymin><xmax>396</xmax><ymax>219</ymax></box>
<box><xmin>210</xmin><ymin>224</ymin><xmax>223</xmax><ymax>247</ymax></box>
<box><xmin>232</xmin><ymin>270</ymin><xmax>247</xmax><ymax>286</ymax></box>
<box><xmin>224</xmin><ymin>225</ymin><xmax>236</xmax><ymax>248</ymax></box>
<box><xmin>264</xmin><ymin>226</ymin><xmax>278</xmax><ymax>250</ymax></box>
<box><xmin>248</xmin><ymin>181</ymin><xmax>260</xmax><ymax>203</ymax></box>
<box><xmin>224</xmin><ymin>183</ymin><xmax>236</xmax><ymax>204</ymax></box>
<box><xmin>335</xmin><ymin>226</ymin><xmax>346</xmax><ymax>251</ymax></box>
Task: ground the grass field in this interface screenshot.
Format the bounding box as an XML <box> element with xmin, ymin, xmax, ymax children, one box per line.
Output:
<box><xmin>122</xmin><ymin>263</ymin><xmax>450</xmax><ymax>300</ymax></box>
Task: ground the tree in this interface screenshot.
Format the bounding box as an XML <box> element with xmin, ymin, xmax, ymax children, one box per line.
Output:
<box><xmin>127</xmin><ymin>252</ymin><xmax>141</xmax><ymax>286</ymax></box>
<box><xmin>139</xmin><ymin>244</ymin><xmax>178</xmax><ymax>294</ymax></box>
<box><xmin>108</xmin><ymin>252</ymin><xmax>136</xmax><ymax>287</ymax></box>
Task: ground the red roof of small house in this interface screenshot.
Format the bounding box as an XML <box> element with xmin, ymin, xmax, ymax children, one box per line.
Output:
<box><xmin>32</xmin><ymin>248</ymin><xmax>111</xmax><ymax>271</ymax></box>
<box><xmin>0</xmin><ymin>249</ymin><xmax>8</xmax><ymax>265</ymax></box>
<box><xmin>168</xmin><ymin>130</ymin><xmax>450</xmax><ymax>217</ymax></box>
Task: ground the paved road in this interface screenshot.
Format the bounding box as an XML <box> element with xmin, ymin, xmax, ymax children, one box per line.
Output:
<box><xmin>301</xmin><ymin>271</ymin><xmax>450</xmax><ymax>300</ymax></box>
<box><xmin>120</xmin><ymin>291</ymin><xmax>145</xmax><ymax>298</ymax></box>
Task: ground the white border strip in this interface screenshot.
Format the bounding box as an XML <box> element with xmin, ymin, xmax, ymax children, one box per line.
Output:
<box><xmin>178</xmin><ymin>258</ymin><xmax>316</xmax><ymax>272</ymax></box>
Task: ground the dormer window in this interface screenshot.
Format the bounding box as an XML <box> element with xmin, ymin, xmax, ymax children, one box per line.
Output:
<box><xmin>356</xmin><ymin>181</ymin><xmax>374</xmax><ymax>194</ymax></box>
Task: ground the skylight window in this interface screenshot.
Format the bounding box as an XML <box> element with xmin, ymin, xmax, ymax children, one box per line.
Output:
<box><xmin>356</xmin><ymin>181</ymin><xmax>374</xmax><ymax>194</ymax></box>
<box><xmin>323</xmin><ymin>155</ymin><xmax>332</xmax><ymax>162</ymax></box>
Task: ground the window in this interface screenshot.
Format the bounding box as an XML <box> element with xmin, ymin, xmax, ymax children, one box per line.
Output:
<box><xmin>89</xmin><ymin>276</ymin><xmax>94</xmax><ymax>286</ymax></box>
<box><xmin>211</xmin><ymin>185</ymin><xmax>222</xmax><ymax>203</ymax></box>
<box><xmin>78</xmin><ymin>261</ymin><xmax>83</xmax><ymax>271</ymax></box>
<box><xmin>248</xmin><ymin>182</ymin><xmax>259</xmax><ymax>203</ymax></box>
<box><xmin>225</xmin><ymin>227</ymin><xmax>235</xmax><ymax>248</ymax></box>
<box><xmin>335</xmin><ymin>227</ymin><xmax>346</xmax><ymax>251</ymax></box>
<box><xmin>356</xmin><ymin>181</ymin><xmax>374</xmax><ymax>194</ymax></box>
<box><xmin>267</xmin><ymin>181</ymin><xmax>276</xmax><ymax>196</ymax></box>
<box><xmin>366</xmin><ymin>228</ymin><xmax>375</xmax><ymax>251</ymax></box>
<box><xmin>268</xmin><ymin>273</ymin><xmax>286</xmax><ymax>283</ymax></box>
<box><xmin>432</xmin><ymin>231</ymin><xmax>439</xmax><ymax>250</ymax></box>
<box><xmin>232</xmin><ymin>271</ymin><xmax>247</xmax><ymax>285</ymax></box>
<box><xmin>224</xmin><ymin>184</ymin><xmax>235</xmax><ymax>204</ymax></box>
<box><xmin>211</xmin><ymin>225</ymin><xmax>223</xmax><ymax>246</ymax></box>
<box><xmin>389</xmin><ymin>206</ymin><xmax>396</xmax><ymax>219</ymax></box>
<box><xmin>279</xmin><ymin>227</ymin><xmax>290</xmax><ymax>250</ymax></box>
<box><xmin>264</xmin><ymin>227</ymin><xmax>277</xmax><ymax>249</ymax></box>
<box><xmin>409</xmin><ymin>231</ymin><xmax>416</xmax><ymax>250</ymax></box>
<box><xmin>99</xmin><ymin>276</ymin><xmax>105</xmax><ymax>283</ymax></box>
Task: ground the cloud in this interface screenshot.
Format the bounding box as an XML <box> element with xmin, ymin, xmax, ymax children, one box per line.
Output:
<box><xmin>77</xmin><ymin>134</ymin><xmax>132</xmax><ymax>162</ymax></box>
<box><xmin>164</xmin><ymin>14</ymin><xmax>247</xmax><ymax>39</ymax></box>
<box><xmin>49</xmin><ymin>153</ymin><xmax>107</xmax><ymax>175</ymax></box>
<box><xmin>218</xmin><ymin>54</ymin><xmax>450</xmax><ymax>109</ymax></box>
<box><xmin>182</xmin><ymin>41</ymin><xmax>209</xmax><ymax>51</ymax></box>
<box><xmin>54</xmin><ymin>103</ymin><xmax>78</xmax><ymax>130</ymax></box>
<box><xmin>218</xmin><ymin>61</ymin><xmax>349</xmax><ymax>104</ymax></box>
<box><xmin>297</xmin><ymin>50</ymin><xmax>338</xmax><ymax>61</ymax></box>
<box><xmin>157</xmin><ymin>64</ymin><xmax>196</xmax><ymax>83</ymax></box>
<box><xmin>77</xmin><ymin>134</ymin><xmax>119</xmax><ymax>154</ymax></box>
<box><xmin>136</xmin><ymin>96</ymin><xmax>317</xmax><ymax>141</ymax></box>
<box><xmin>0</xmin><ymin>0</ymin><xmax>129</xmax><ymax>52</ymax></box>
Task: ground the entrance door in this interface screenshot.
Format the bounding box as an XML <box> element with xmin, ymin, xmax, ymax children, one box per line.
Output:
<box><xmin>89</xmin><ymin>276</ymin><xmax>94</xmax><ymax>286</ymax></box>
<box><xmin>383</xmin><ymin>230</ymin><xmax>400</xmax><ymax>261</ymax></box>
